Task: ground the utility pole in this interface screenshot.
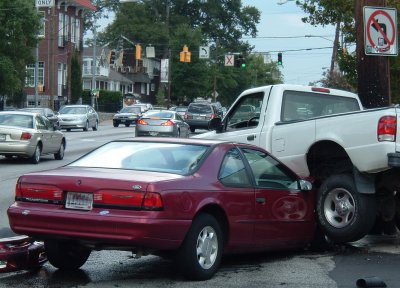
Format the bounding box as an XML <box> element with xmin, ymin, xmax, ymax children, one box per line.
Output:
<box><xmin>355</xmin><ymin>0</ymin><xmax>391</xmax><ymax>108</ymax></box>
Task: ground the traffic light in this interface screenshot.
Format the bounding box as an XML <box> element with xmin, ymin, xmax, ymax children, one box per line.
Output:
<box><xmin>135</xmin><ymin>44</ymin><xmax>142</xmax><ymax>60</ymax></box>
<box><xmin>108</xmin><ymin>50</ymin><xmax>116</xmax><ymax>65</ymax></box>
<box><xmin>180</xmin><ymin>45</ymin><xmax>191</xmax><ymax>62</ymax></box>
<box><xmin>235</xmin><ymin>54</ymin><xmax>246</xmax><ymax>68</ymax></box>
<box><xmin>277</xmin><ymin>52</ymin><xmax>283</xmax><ymax>65</ymax></box>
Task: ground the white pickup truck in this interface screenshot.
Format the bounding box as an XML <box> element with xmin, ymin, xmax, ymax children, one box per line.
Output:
<box><xmin>194</xmin><ymin>84</ymin><xmax>400</xmax><ymax>243</ymax></box>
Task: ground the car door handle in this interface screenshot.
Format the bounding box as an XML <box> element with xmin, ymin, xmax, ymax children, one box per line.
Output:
<box><xmin>256</xmin><ymin>197</ymin><xmax>265</xmax><ymax>204</ymax></box>
<box><xmin>247</xmin><ymin>134</ymin><xmax>256</xmax><ymax>141</ymax></box>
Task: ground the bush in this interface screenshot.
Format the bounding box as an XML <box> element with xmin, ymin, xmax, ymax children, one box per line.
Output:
<box><xmin>82</xmin><ymin>90</ymin><xmax>122</xmax><ymax>112</ymax></box>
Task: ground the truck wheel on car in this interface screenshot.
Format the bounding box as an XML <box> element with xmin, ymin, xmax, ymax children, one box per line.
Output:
<box><xmin>177</xmin><ymin>213</ymin><xmax>223</xmax><ymax>280</ymax></box>
<box><xmin>45</xmin><ymin>240</ymin><xmax>91</xmax><ymax>269</ymax></box>
<box><xmin>316</xmin><ymin>174</ymin><xmax>377</xmax><ymax>243</ymax></box>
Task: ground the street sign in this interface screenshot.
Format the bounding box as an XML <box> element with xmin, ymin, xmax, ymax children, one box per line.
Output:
<box><xmin>225</xmin><ymin>54</ymin><xmax>234</xmax><ymax>66</ymax></box>
<box><xmin>35</xmin><ymin>0</ymin><xmax>54</xmax><ymax>7</ymax></box>
<box><xmin>364</xmin><ymin>6</ymin><xmax>398</xmax><ymax>56</ymax></box>
<box><xmin>199</xmin><ymin>46</ymin><xmax>210</xmax><ymax>59</ymax></box>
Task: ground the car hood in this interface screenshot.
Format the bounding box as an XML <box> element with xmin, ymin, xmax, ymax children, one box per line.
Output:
<box><xmin>18</xmin><ymin>167</ymin><xmax>185</xmax><ymax>193</ymax></box>
<box><xmin>58</xmin><ymin>114</ymin><xmax>86</xmax><ymax>119</ymax></box>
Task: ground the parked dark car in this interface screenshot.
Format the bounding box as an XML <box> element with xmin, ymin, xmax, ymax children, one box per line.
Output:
<box><xmin>8</xmin><ymin>138</ymin><xmax>316</xmax><ymax>280</ymax></box>
<box><xmin>135</xmin><ymin>110</ymin><xmax>190</xmax><ymax>137</ymax></box>
<box><xmin>113</xmin><ymin>106</ymin><xmax>142</xmax><ymax>127</ymax></box>
<box><xmin>20</xmin><ymin>107</ymin><xmax>59</xmax><ymax>127</ymax></box>
<box><xmin>185</xmin><ymin>101</ymin><xmax>219</xmax><ymax>133</ymax></box>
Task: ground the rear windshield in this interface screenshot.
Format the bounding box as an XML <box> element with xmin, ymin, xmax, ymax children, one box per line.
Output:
<box><xmin>69</xmin><ymin>142</ymin><xmax>210</xmax><ymax>175</ymax></box>
<box><xmin>120</xmin><ymin>107</ymin><xmax>141</xmax><ymax>113</ymax></box>
<box><xmin>144</xmin><ymin>111</ymin><xmax>174</xmax><ymax>118</ymax></box>
<box><xmin>0</xmin><ymin>114</ymin><xmax>33</xmax><ymax>128</ymax></box>
<box><xmin>188</xmin><ymin>103</ymin><xmax>212</xmax><ymax>114</ymax></box>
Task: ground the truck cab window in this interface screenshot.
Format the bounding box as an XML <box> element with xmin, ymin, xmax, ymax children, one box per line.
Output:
<box><xmin>227</xmin><ymin>92</ymin><xmax>264</xmax><ymax>130</ymax></box>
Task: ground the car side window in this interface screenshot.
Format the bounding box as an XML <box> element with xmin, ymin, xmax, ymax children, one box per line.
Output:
<box><xmin>219</xmin><ymin>148</ymin><xmax>251</xmax><ymax>187</ymax></box>
<box><xmin>35</xmin><ymin>116</ymin><xmax>47</xmax><ymax>130</ymax></box>
<box><xmin>226</xmin><ymin>92</ymin><xmax>264</xmax><ymax>130</ymax></box>
<box><xmin>241</xmin><ymin>148</ymin><xmax>299</xmax><ymax>190</ymax></box>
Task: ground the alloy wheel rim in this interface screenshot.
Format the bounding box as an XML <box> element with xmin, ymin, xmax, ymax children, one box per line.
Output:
<box><xmin>323</xmin><ymin>188</ymin><xmax>356</xmax><ymax>228</ymax></box>
<box><xmin>196</xmin><ymin>226</ymin><xmax>218</xmax><ymax>269</ymax></box>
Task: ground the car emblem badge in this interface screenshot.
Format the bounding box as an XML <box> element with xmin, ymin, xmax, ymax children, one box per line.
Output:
<box><xmin>99</xmin><ymin>210</ymin><xmax>109</xmax><ymax>215</ymax></box>
<box><xmin>76</xmin><ymin>180</ymin><xmax>82</xmax><ymax>186</ymax></box>
<box><xmin>132</xmin><ymin>185</ymin><xmax>142</xmax><ymax>190</ymax></box>
<box><xmin>22</xmin><ymin>210</ymin><xmax>30</xmax><ymax>216</ymax></box>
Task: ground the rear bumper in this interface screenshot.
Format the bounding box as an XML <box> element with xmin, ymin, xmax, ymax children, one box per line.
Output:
<box><xmin>388</xmin><ymin>152</ymin><xmax>400</xmax><ymax>167</ymax></box>
<box><xmin>8</xmin><ymin>202</ymin><xmax>191</xmax><ymax>251</ymax></box>
<box><xmin>0</xmin><ymin>142</ymin><xmax>35</xmax><ymax>157</ymax></box>
<box><xmin>186</xmin><ymin>119</ymin><xmax>210</xmax><ymax>129</ymax></box>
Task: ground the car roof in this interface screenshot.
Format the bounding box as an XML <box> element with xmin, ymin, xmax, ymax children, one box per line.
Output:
<box><xmin>0</xmin><ymin>111</ymin><xmax>39</xmax><ymax>116</ymax></box>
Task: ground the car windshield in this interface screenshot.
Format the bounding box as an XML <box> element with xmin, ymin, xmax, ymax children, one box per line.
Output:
<box><xmin>188</xmin><ymin>104</ymin><xmax>212</xmax><ymax>114</ymax></box>
<box><xmin>120</xmin><ymin>107</ymin><xmax>141</xmax><ymax>113</ymax></box>
<box><xmin>144</xmin><ymin>111</ymin><xmax>174</xmax><ymax>119</ymax></box>
<box><xmin>59</xmin><ymin>107</ymin><xmax>87</xmax><ymax>114</ymax></box>
<box><xmin>0</xmin><ymin>114</ymin><xmax>34</xmax><ymax>128</ymax></box>
<box><xmin>69</xmin><ymin>141</ymin><xmax>209</xmax><ymax>175</ymax></box>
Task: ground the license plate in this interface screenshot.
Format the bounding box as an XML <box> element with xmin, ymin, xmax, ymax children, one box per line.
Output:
<box><xmin>149</xmin><ymin>132</ymin><xmax>158</xmax><ymax>136</ymax></box>
<box><xmin>65</xmin><ymin>192</ymin><xmax>93</xmax><ymax>210</ymax></box>
<box><xmin>121</xmin><ymin>120</ymin><xmax>126</xmax><ymax>122</ymax></box>
<box><xmin>195</xmin><ymin>116</ymin><xmax>204</xmax><ymax>120</ymax></box>
<box><xmin>0</xmin><ymin>134</ymin><xmax>5</xmax><ymax>141</ymax></box>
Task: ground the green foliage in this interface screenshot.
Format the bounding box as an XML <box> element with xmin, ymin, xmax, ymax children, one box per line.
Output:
<box><xmin>70</xmin><ymin>50</ymin><xmax>83</xmax><ymax>104</ymax></box>
<box><xmin>0</xmin><ymin>0</ymin><xmax>40</xmax><ymax>98</ymax></box>
<box><xmin>97</xmin><ymin>90</ymin><xmax>122</xmax><ymax>112</ymax></box>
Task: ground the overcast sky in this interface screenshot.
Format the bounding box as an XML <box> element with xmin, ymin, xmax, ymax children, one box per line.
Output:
<box><xmin>242</xmin><ymin>0</ymin><xmax>336</xmax><ymax>85</ymax></box>
<box><xmin>93</xmin><ymin>0</ymin><xmax>336</xmax><ymax>86</ymax></box>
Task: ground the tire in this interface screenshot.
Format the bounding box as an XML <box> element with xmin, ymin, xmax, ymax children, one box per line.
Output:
<box><xmin>30</xmin><ymin>144</ymin><xmax>41</xmax><ymax>164</ymax></box>
<box><xmin>316</xmin><ymin>174</ymin><xmax>377</xmax><ymax>243</ymax></box>
<box><xmin>45</xmin><ymin>240</ymin><xmax>91</xmax><ymax>270</ymax></box>
<box><xmin>54</xmin><ymin>141</ymin><xmax>65</xmax><ymax>160</ymax></box>
<box><xmin>177</xmin><ymin>214</ymin><xmax>223</xmax><ymax>280</ymax></box>
<box><xmin>125</xmin><ymin>123</ymin><xmax>130</xmax><ymax>127</ymax></box>
<box><xmin>190</xmin><ymin>127</ymin><xmax>195</xmax><ymax>133</ymax></box>
<box><xmin>113</xmin><ymin>122</ymin><xmax>119</xmax><ymax>127</ymax></box>
<box><xmin>93</xmin><ymin>120</ymin><xmax>98</xmax><ymax>131</ymax></box>
<box><xmin>83</xmin><ymin>121</ymin><xmax>89</xmax><ymax>131</ymax></box>
<box><xmin>176</xmin><ymin>129</ymin><xmax>181</xmax><ymax>138</ymax></box>
<box><xmin>66</xmin><ymin>128</ymin><xmax>71</xmax><ymax>132</ymax></box>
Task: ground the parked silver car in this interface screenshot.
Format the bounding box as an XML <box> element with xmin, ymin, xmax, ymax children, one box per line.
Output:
<box><xmin>135</xmin><ymin>110</ymin><xmax>190</xmax><ymax>138</ymax></box>
<box><xmin>58</xmin><ymin>105</ymin><xmax>99</xmax><ymax>131</ymax></box>
<box><xmin>0</xmin><ymin>111</ymin><xmax>66</xmax><ymax>164</ymax></box>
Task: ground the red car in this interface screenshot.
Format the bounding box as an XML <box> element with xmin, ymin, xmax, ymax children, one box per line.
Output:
<box><xmin>7</xmin><ymin>138</ymin><xmax>317</xmax><ymax>280</ymax></box>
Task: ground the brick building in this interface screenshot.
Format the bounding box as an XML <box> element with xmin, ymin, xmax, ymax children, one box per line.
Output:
<box><xmin>24</xmin><ymin>0</ymin><xmax>95</xmax><ymax>110</ymax></box>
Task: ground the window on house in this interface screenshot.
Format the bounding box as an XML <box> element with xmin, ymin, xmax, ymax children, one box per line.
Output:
<box><xmin>64</xmin><ymin>14</ymin><xmax>69</xmax><ymax>42</ymax></box>
<box><xmin>26</xmin><ymin>62</ymin><xmax>44</xmax><ymax>87</ymax></box>
<box><xmin>71</xmin><ymin>17</ymin><xmax>76</xmax><ymax>43</ymax></box>
<box><xmin>38</xmin><ymin>12</ymin><xmax>45</xmax><ymax>38</ymax></box>
<box><xmin>63</xmin><ymin>64</ymin><xmax>68</xmax><ymax>88</ymax></box>
<box><xmin>58</xmin><ymin>13</ymin><xmax>64</xmax><ymax>47</ymax></box>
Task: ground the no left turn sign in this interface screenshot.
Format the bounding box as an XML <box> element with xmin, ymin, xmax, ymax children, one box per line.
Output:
<box><xmin>364</xmin><ymin>6</ymin><xmax>398</xmax><ymax>56</ymax></box>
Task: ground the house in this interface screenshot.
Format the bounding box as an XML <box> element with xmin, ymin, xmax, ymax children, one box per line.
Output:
<box><xmin>24</xmin><ymin>0</ymin><xmax>96</xmax><ymax>110</ymax></box>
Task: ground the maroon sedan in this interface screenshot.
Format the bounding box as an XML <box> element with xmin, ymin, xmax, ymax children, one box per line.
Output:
<box><xmin>7</xmin><ymin>138</ymin><xmax>316</xmax><ymax>280</ymax></box>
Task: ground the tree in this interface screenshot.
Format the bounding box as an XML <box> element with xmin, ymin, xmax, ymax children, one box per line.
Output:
<box><xmin>70</xmin><ymin>50</ymin><xmax>83</xmax><ymax>104</ymax></box>
<box><xmin>94</xmin><ymin>0</ymin><xmax>262</xmax><ymax>106</ymax></box>
<box><xmin>0</xmin><ymin>0</ymin><xmax>40</xmax><ymax>100</ymax></box>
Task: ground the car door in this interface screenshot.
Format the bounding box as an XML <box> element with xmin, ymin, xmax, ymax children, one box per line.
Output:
<box><xmin>215</xmin><ymin>91</ymin><xmax>268</xmax><ymax>147</ymax></box>
<box><xmin>35</xmin><ymin>115</ymin><xmax>54</xmax><ymax>153</ymax></box>
<box><xmin>240</xmin><ymin>147</ymin><xmax>315</xmax><ymax>248</ymax></box>
<box><xmin>175</xmin><ymin>113</ymin><xmax>189</xmax><ymax>136</ymax></box>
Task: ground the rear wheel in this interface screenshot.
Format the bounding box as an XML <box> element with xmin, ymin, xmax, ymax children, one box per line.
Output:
<box><xmin>125</xmin><ymin>123</ymin><xmax>130</xmax><ymax>127</ymax></box>
<box><xmin>54</xmin><ymin>141</ymin><xmax>65</xmax><ymax>160</ymax></box>
<box><xmin>45</xmin><ymin>240</ymin><xmax>91</xmax><ymax>270</ymax></box>
<box><xmin>176</xmin><ymin>214</ymin><xmax>223</xmax><ymax>280</ymax></box>
<box><xmin>316</xmin><ymin>174</ymin><xmax>377</xmax><ymax>243</ymax></box>
<box><xmin>113</xmin><ymin>122</ymin><xmax>119</xmax><ymax>127</ymax></box>
<box><xmin>30</xmin><ymin>144</ymin><xmax>41</xmax><ymax>164</ymax></box>
<box><xmin>92</xmin><ymin>120</ymin><xmax>98</xmax><ymax>131</ymax></box>
<box><xmin>190</xmin><ymin>127</ymin><xmax>195</xmax><ymax>133</ymax></box>
<box><xmin>83</xmin><ymin>121</ymin><xmax>89</xmax><ymax>131</ymax></box>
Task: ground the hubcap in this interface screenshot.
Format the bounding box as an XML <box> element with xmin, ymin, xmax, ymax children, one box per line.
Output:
<box><xmin>323</xmin><ymin>188</ymin><xmax>356</xmax><ymax>228</ymax></box>
<box><xmin>196</xmin><ymin>226</ymin><xmax>218</xmax><ymax>269</ymax></box>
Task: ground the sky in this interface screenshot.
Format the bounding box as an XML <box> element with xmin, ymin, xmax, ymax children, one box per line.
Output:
<box><xmin>93</xmin><ymin>0</ymin><xmax>336</xmax><ymax>86</ymax></box>
<box><xmin>241</xmin><ymin>0</ymin><xmax>336</xmax><ymax>85</ymax></box>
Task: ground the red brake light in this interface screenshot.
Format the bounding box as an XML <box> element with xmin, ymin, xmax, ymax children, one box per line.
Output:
<box><xmin>20</xmin><ymin>132</ymin><xmax>32</xmax><ymax>140</ymax></box>
<box><xmin>161</xmin><ymin>120</ymin><xmax>174</xmax><ymax>126</ymax></box>
<box><xmin>378</xmin><ymin>116</ymin><xmax>397</xmax><ymax>142</ymax></box>
<box><xmin>94</xmin><ymin>190</ymin><xmax>144</xmax><ymax>207</ymax></box>
<box><xmin>142</xmin><ymin>192</ymin><xmax>163</xmax><ymax>210</ymax></box>
<box><xmin>16</xmin><ymin>182</ymin><xmax>63</xmax><ymax>202</ymax></box>
<box><xmin>137</xmin><ymin>119</ymin><xmax>148</xmax><ymax>125</ymax></box>
<box><xmin>184</xmin><ymin>112</ymin><xmax>188</xmax><ymax>120</ymax></box>
<box><xmin>311</xmin><ymin>87</ymin><xmax>330</xmax><ymax>93</ymax></box>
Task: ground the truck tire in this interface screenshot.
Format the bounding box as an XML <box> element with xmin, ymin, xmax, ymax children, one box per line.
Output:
<box><xmin>45</xmin><ymin>240</ymin><xmax>91</xmax><ymax>269</ymax></box>
<box><xmin>316</xmin><ymin>174</ymin><xmax>376</xmax><ymax>243</ymax></box>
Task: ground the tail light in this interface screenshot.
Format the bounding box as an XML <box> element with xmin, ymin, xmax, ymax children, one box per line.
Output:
<box><xmin>210</xmin><ymin>113</ymin><xmax>216</xmax><ymax>119</ymax></box>
<box><xmin>184</xmin><ymin>112</ymin><xmax>188</xmax><ymax>120</ymax></box>
<box><xmin>16</xmin><ymin>182</ymin><xmax>63</xmax><ymax>203</ymax></box>
<box><xmin>137</xmin><ymin>119</ymin><xmax>148</xmax><ymax>125</ymax></box>
<box><xmin>378</xmin><ymin>116</ymin><xmax>397</xmax><ymax>142</ymax></box>
<box><xmin>142</xmin><ymin>192</ymin><xmax>163</xmax><ymax>210</ymax></box>
<box><xmin>311</xmin><ymin>87</ymin><xmax>331</xmax><ymax>93</ymax></box>
<box><xmin>161</xmin><ymin>120</ymin><xmax>174</xmax><ymax>126</ymax></box>
<box><xmin>20</xmin><ymin>132</ymin><xmax>32</xmax><ymax>140</ymax></box>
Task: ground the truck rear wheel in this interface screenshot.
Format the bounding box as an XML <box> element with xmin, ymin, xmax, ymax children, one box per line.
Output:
<box><xmin>316</xmin><ymin>174</ymin><xmax>376</xmax><ymax>243</ymax></box>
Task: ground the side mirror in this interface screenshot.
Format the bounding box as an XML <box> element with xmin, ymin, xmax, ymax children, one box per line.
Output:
<box><xmin>209</xmin><ymin>117</ymin><xmax>223</xmax><ymax>133</ymax></box>
<box><xmin>299</xmin><ymin>179</ymin><xmax>312</xmax><ymax>191</ymax></box>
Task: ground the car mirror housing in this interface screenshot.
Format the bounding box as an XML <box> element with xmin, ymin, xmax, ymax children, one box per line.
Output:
<box><xmin>299</xmin><ymin>179</ymin><xmax>312</xmax><ymax>191</ymax></box>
